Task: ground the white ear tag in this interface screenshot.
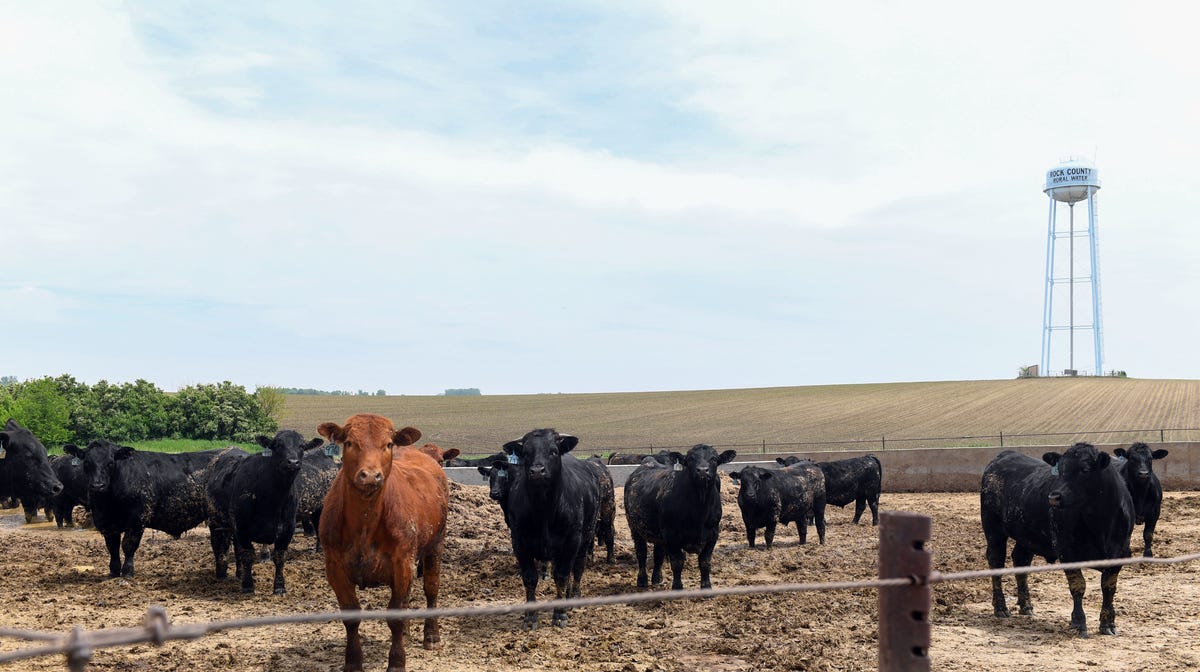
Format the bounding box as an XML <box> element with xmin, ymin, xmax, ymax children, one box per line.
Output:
<box><xmin>71</xmin><ymin>457</ymin><xmax>82</xmax><ymax>466</ymax></box>
<box><xmin>1050</xmin><ymin>465</ymin><xmax>1059</xmax><ymax>476</ymax></box>
<box><xmin>672</xmin><ymin>462</ymin><xmax>682</xmax><ymax>471</ymax></box>
<box><xmin>261</xmin><ymin>448</ymin><xmax>272</xmax><ymax>457</ymax></box>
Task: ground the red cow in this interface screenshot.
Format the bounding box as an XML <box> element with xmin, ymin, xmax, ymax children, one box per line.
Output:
<box><xmin>318</xmin><ymin>414</ymin><xmax>450</xmax><ymax>672</ymax></box>
<box><xmin>406</xmin><ymin>443</ymin><xmax>461</xmax><ymax>467</ymax></box>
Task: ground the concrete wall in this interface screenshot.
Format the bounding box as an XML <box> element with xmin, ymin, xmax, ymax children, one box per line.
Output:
<box><xmin>444</xmin><ymin>441</ymin><xmax>1200</xmax><ymax>492</ymax></box>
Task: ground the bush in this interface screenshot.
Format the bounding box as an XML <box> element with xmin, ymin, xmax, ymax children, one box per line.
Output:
<box><xmin>172</xmin><ymin>381</ymin><xmax>278</xmax><ymax>442</ymax></box>
<box><xmin>0</xmin><ymin>377</ymin><xmax>73</xmax><ymax>448</ymax></box>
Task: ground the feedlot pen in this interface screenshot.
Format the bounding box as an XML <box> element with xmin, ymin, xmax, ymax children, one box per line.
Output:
<box><xmin>1</xmin><ymin>482</ymin><xmax>1198</xmax><ymax>672</ymax></box>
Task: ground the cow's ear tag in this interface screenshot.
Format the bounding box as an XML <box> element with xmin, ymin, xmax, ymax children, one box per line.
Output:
<box><xmin>71</xmin><ymin>457</ymin><xmax>82</xmax><ymax>466</ymax></box>
<box><xmin>0</xmin><ymin>448</ymin><xmax>6</xmax><ymax>460</ymax></box>
<box><xmin>261</xmin><ymin>448</ymin><xmax>272</xmax><ymax>457</ymax></box>
<box><xmin>672</xmin><ymin>461</ymin><xmax>682</xmax><ymax>471</ymax></box>
<box><xmin>1116</xmin><ymin>456</ymin><xmax>1126</xmax><ymax>464</ymax></box>
<box><xmin>1050</xmin><ymin>465</ymin><xmax>1059</xmax><ymax>476</ymax></box>
<box><xmin>507</xmin><ymin>453</ymin><xmax>520</xmax><ymax>465</ymax></box>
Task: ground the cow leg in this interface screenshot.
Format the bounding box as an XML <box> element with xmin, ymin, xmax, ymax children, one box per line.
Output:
<box><xmin>983</xmin><ymin>524</ymin><xmax>1010</xmax><ymax>617</ymax></box>
<box><xmin>518</xmin><ymin>554</ymin><xmax>542</xmax><ymax>630</ymax></box>
<box><xmin>699</xmin><ymin>535</ymin><xmax>718</xmax><ymax>590</ymax></box>
<box><xmin>651</xmin><ymin>544</ymin><xmax>666</xmax><ymax>586</ymax></box>
<box><xmin>210</xmin><ymin>527</ymin><xmax>232</xmax><ymax>579</ymax></box>
<box><xmin>419</xmin><ymin>551</ymin><xmax>442</xmax><ymax>649</ymax></box>
<box><xmin>386</xmin><ymin>562</ymin><xmax>414</xmax><ymax>672</ymax></box>
<box><xmin>667</xmin><ymin>547</ymin><xmax>687</xmax><ymax>590</ymax></box>
<box><xmin>312</xmin><ymin>507</ymin><xmax>324</xmax><ymax>553</ymax></box>
<box><xmin>633</xmin><ymin>536</ymin><xmax>650</xmax><ymax>588</ymax></box>
<box><xmin>797</xmin><ymin>517</ymin><xmax>808</xmax><ymax>545</ymax></box>
<box><xmin>744</xmin><ymin>516</ymin><xmax>757</xmax><ymax>548</ymax></box>
<box><xmin>551</xmin><ymin>557</ymin><xmax>571</xmax><ymax>627</ymax></box>
<box><xmin>868</xmin><ymin>495</ymin><xmax>880</xmax><ymax>526</ymax></box>
<box><xmin>852</xmin><ymin>497</ymin><xmax>866</xmax><ymax>524</ymax></box>
<box><xmin>271</xmin><ymin>543</ymin><xmax>288</xmax><ymax>595</ymax></box>
<box><xmin>763</xmin><ymin>521</ymin><xmax>775</xmax><ymax>549</ymax></box>
<box><xmin>813</xmin><ymin>503</ymin><xmax>827</xmax><ymax>544</ymax></box>
<box><xmin>1011</xmin><ymin>545</ymin><xmax>1035</xmax><ymax>615</ymax></box>
<box><xmin>602</xmin><ymin>524</ymin><xmax>616</xmax><ymax>564</ymax></box>
<box><xmin>120</xmin><ymin>527</ymin><xmax>144</xmax><ymax>577</ymax></box>
<box><xmin>329</xmin><ymin>576</ymin><xmax>364</xmax><ymax>672</ymax></box>
<box><xmin>1064</xmin><ymin>568</ymin><xmax>1088</xmax><ymax>637</ymax></box>
<box><xmin>21</xmin><ymin>498</ymin><xmax>38</xmax><ymax>524</ymax></box>
<box><xmin>103</xmin><ymin>531</ymin><xmax>123</xmax><ymax>577</ymax></box>
<box><xmin>1143</xmin><ymin>519</ymin><xmax>1157</xmax><ymax>558</ymax></box>
<box><xmin>236</xmin><ymin>544</ymin><xmax>256</xmax><ymax>594</ymax></box>
<box><xmin>1098</xmin><ymin>567</ymin><xmax>1120</xmax><ymax>635</ymax></box>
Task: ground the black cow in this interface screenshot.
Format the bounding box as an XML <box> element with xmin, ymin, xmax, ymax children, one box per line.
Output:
<box><xmin>51</xmin><ymin>450</ymin><xmax>91</xmax><ymax>527</ymax></box>
<box><xmin>584</xmin><ymin>456</ymin><xmax>616</xmax><ymax>563</ymax></box>
<box><xmin>206</xmin><ymin>431</ymin><xmax>324</xmax><ymax>594</ymax></box>
<box><xmin>295</xmin><ymin>443</ymin><xmax>341</xmax><ymax>551</ymax></box>
<box><xmin>981</xmin><ymin>444</ymin><xmax>1134</xmax><ymax>636</ymax></box>
<box><xmin>777</xmin><ymin>454</ymin><xmax>882</xmax><ymax>525</ymax></box>
<box><xmin>607</xmin><ymin>450</ymin><xmax>675</xmax><ymax>466</ymax></box>
<box><xmin>0</xmin><ymin>420</ymin><xmax>63</xmax><ymax>521</ymax></box>
<box><xmin>729</xmin><ymin>462</ymin><xmax>826</xmax><ymax>549</ymax></box>
<box><xmin>477</xmin><ymin>459</ymin><xmax>515</xmax><ymax>528</ymax></box>
<box><xmin>77</xmin><ymin>439</ymin><xmax>222</xmax><ymax>577</ymax></box>
<box><xmin>502</xmin><ymin>429</ymin><xmax>599</xmax><ymax>629</ymax></box>
<box><xmin>1112</xmin><ymin>442</ymin><xmax>1168</xmax><ymax>557</ymax></box>
<box><xmin>625</xmin><ymin>443</ymin><xmax>736</xmax><ymax>590</ymax></box>
<box><xmin>445</xmin><ymin>451</ymin><xmax>509</xmax><ymax>468</ymax></box>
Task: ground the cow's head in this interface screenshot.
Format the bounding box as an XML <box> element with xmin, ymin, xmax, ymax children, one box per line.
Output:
<box><xmin>775</xmin><ymin>456</ymin><xmax>801</xmax><ymax>467</ymax></box>
<box><xmin>318</xmin><ymin>414</ymin><xmax>420</xmax><ymax>497</ymax></box>
<box><xmin>729</xmin><ymin>465</ymin><xmax>772</xmax><ymax>501</ymax></box>
<box><xmin>255</xmin><ymin>430</ymin><xmax>323</xmax><ymax>475</ymax></box>
<box><xmin>503</xmin><ymin>428</ymin><xmax>576</xmax><ymax>486</ymax></box>
<box><xmin>672</xmin><ymin>444</ymin><xmax>737</xmax><ymax>487</ymax></box>
<box><xmin>77</xmin><ymin>438</ymin><xmax>135</xmax><ymax>495</ymax></box>
<box><xmin>416</xmin><ymin>443</ymin><xmax>459</xmax><ymax>465</ymax></box>
<box><xmin>0</xmin><ymin>419</ymin><xmax>64</xmax><ymax>499</ymax></box>
<box><xmin>477</xmin><ymin>459</ymin><xmax>512</xmax><ymax>501</ymax></box>
<box><xmin>1044</xmin><ymin>442</ymin><xmax>1110</xmax><ymax>508</ymax></box>
<box><xmin>1112</xmin><ymin>442</ymin><xmax>1168</xmax><ymax>483</ymax></box>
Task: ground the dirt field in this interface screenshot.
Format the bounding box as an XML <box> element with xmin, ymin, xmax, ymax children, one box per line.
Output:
<box><xmin>2</xmin><ymin>484</ymin><xmax>1198</xmax><ymax>672</ymax></box>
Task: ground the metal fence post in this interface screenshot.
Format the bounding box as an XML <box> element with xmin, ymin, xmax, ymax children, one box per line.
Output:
<box><xmin>879</xmin><ymin>511</ymin><xmax>932</xmax><ymax>672</ymax></box>
<box><xmin>999</xmin><ymin>431</ymin><xmax>1004</xmax><ymax>447</ymax></box>
<box><xmin>881</xmin><ymin>435</ymin><xmax>886</xmax><ymax>451</ymax></box>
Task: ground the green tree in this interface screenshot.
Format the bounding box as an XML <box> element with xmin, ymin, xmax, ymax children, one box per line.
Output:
<box><xmin>0</xmin><ymin>377</ymin><xmax>73</xmax><ymax>447</ymax></box>
<box><xmin>173</xmin><ymin>381</ymin><xmax>277</xmax><ymax>442</ymax></box>
<box><xmin>254</xmin><ymin>386</ymin><xmax>287</xmax><ymax>425</ymax></box>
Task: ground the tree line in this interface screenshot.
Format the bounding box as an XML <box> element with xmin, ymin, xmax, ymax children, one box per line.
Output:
<box><xmin>0</xmin><ymin>375</ymin><xmax>279</xmax><ymax>448</ymax></box>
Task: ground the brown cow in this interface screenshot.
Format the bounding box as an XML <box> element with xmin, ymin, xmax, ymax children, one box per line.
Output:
<box><xmin>409</xmin><ymin>443</ymin><xmax>461</xmax><ymax>467</ymax></box>
<box><xmin>318</xmin><ymin>414</ymin><xmax>450</xmax><ymax>672</ymax></box>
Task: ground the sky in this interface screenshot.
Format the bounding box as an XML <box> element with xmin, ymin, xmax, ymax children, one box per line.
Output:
<box><xmin>2</xmin><ymin>1</ymin><xmax>1198</xmax><ymax>395</ymax></box>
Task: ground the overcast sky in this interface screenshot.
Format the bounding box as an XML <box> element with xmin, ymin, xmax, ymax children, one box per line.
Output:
<box><xmin>2</xmin><ymin>2</ymin><xmax>1197</xmax><ymax>395</ymax></box>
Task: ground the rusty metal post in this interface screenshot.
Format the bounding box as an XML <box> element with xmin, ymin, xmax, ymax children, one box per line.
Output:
<box><xmin>879</xmin><ymin>511</ymin><xmax>932</xmax><ymax>672</ymax></box>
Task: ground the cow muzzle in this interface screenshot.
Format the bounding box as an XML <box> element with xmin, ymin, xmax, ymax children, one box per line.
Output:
<box><xmin>354</xmin><ymin>469</ymin><xmax>384</xmax><ymax>495</ymax></box>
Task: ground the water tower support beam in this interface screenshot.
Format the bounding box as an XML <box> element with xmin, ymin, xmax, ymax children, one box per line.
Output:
<box><xmin>1087</xmin><ymin>186</ymin><xmax>1104</xmax><ymax>374</ymax></box>
<box><xmin>1041</xmin><ymin>197</ymin><xmax>1057</xmax><ymax>374</ymax></box>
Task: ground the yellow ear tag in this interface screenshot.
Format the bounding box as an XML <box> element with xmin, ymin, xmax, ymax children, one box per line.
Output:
<box><xmin>0</xmin><ymin>448</ymin><xmax>6</xmax><ymax>460</ymax></box>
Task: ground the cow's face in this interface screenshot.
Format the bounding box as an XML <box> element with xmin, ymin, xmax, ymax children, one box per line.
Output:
<box><xmin>319</xmin><ymin>414</ymin><xmax>420</xmax><ymax>497</ymax></box>
<box><xmin>478</xmin><ymin>460</ymin><xmax>511</xmax><ymax>501</ymax></box>
<box><xmin>1044</xmin><ymin>442</ymin><xmax>1110</xmax><ymax>508</ymax></box>
<box><xmin>1113</xmin><ymin>443</ymin><xmax>1168</xmax><ymax>483</ymax></box>
<box><xmin>79</xmin><ymin>439</ymin><xmax>134</xmax><ymax>495</ymax></box>
<box><xmin>0</xmin><ymin>419</ymin><xmax>63</xmax><ymax>499</ymax></box>
<box><xmin>729</xmin><ymin>466</ymin><xmax>771</xmax><ymax>501</ymax></box>
<box><xmin>256</xmin><ymin>430</ymin><xmax>323</xmax><ymax>475</ymax></box>
<box><xmin>504</xmin><ymin>429</ymin><xmax>577</xmax><ymax>486</ymax></box>
<box><xmin>678</xmin><ymin>444</ymin><xmax>737</xmax><ymax>486</ymax></box>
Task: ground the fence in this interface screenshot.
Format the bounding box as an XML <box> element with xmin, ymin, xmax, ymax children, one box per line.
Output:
<box><xmin>2</xmin><ymin>512</ymin><xmax>1198</xmax><ymax>672</ymax></box>
<box><xmin>596</xmin><ymin>427</ymin><xmax>1200</xmax><ymax>455</ymax></box>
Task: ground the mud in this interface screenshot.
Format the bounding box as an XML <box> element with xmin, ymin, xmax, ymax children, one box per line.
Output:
<box><xmin>1</xmin><ymin>483</ymin><xmax>1198</xmax><ymax>671</ymax></box>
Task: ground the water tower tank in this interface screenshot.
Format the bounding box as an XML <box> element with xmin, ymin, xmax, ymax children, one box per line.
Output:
<box><xmin>1043</xmin><ymin>157</ymin><xmax>1100</xmax><ymax>203</ymax></box>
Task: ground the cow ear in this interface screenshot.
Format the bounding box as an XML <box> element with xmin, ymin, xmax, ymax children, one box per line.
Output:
<box><xmin>317</xmin><ymin>422</ymin><xmax>343</xmax><ymax>443</ymax></box>
<box><xmin>303</xmin><ymin>438</ymin><xmax>325</xmax><ymax>452</ymax></box>
<box><xmin>477</xmin><ymin>464</ymin><xmax>491</xmax><ymax>477</ymax></box>
<box><xmin>1112</xmin><ymin>448</ymin><xmax>1127</xmax><ymax>458</ymax></box>
<box><xmin>728</xmin><ymin>471</ymin><xmax>741</xmax><ymax>482</ymax></box>
<box><xmin>442</xmin><ymin>448</ymin><xmax>461</xmax><ymax>461</ymax></box>
<box><xmin>0</xmin><ymin>432</ymin><xmax>9</xmax><ymax>449</ymax></box>
<box><xmin>1042</xmin><ymin>452</ymin><xmax>1061</xmax><ymax>467</ymax></box>
<box><xmin>668</xmin><ymin>451</ymin><xmax>684</xmax><ymax>465</ymax></box>
<box><xmin>116</xmin><ymin>446</ymin><xmax>135</xmax><ymax>460</ymax></box>
<box><xmin>393</xmin><ymin>426</ymin><xmax>421</xmax><ymax>447</ymax></box>
<box><xmin>1152</xmin><ymin>449</ymin><xmax>1169</xmax><ymax>460</ymax></box>
<box><xmin>718</xmin><ymin>450</ymin><xmax>737</xmax><ymax>464</ymax></box>
<box><xmin>64</xmin><ymin>444</ymin><xmax>84</xmax><ymax>458</ymax></box>
<box><xmin>775</xmin><ymin>457</ymin><xmax>787</xmax><ymax>466</ymax></box>
<box><xmin>556</xmin><ymin>434</ymin><xmax>579</xmax><ymax>454</ymax></box>
<box><xmin>255</xmin><ymin>435</ymin><xmax>273</xmax><ymax>449</ymax></box>
<box><xmin>4</xmin><ymin>419</ymin><xmax>18</xmax><ymax>431</ymax></box>
<box><xmin>1094</xmin><ymin>452</ymin><xmax>1111</xmax><ymax>470</ymax></box>
<box><xmin>502</xmin><ymin>440</ymin><xmax>523</xmax><ymax>456</ymax></box>
<box><xmin>760</xmin><ymin>470</ymin><xmax>773</xmax><ymax>480</ymax></box>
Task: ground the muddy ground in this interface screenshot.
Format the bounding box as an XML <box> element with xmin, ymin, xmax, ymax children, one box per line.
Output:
<box><xmin>1</xmin><ymin>483</ymin><xmax>1198</xmax><ymax>672</ymax></box>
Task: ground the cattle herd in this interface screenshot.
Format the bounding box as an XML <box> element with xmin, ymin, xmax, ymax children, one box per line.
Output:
<box><xmin>0</xmin><ymin>414</ymin><xmax>1175</xmax><ymax>669</ymax></box>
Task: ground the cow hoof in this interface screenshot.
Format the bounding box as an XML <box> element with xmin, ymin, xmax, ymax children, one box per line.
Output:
<box><xmin>422</xmin><ymin>635</ymin><xmax>442</xmax><ymax>650</ymax></box>
<box><xmin>521</xmin><ymin>615</ymin><xmax>539</xmax><ymax>631</ymax></box>
<box><xmin>241</xmin><ymin>585</ymin><xmax>254</xmax><ymax>594</ymax></box>
<box><xmin>1072</xmin><ymin>625</ymin><xmax>1088</xmax><ymax>639</ymax></box>
<box><xmin>552</xmin><ymin>614</ymin><xmax>569</xmax><ymax>628</ymax></box>
<box><xmin>993</xmin><ymin>608</ymin><xmax>1010</xmax><ymax>618</ymax></box>
<box><xmin>1018</xmin><ymin>606</ymin><xmax>1033</xmax><ymax>616</ymax></box>
<box><xmin>1099</xmin><ymin>624</ymin><xmax>1117</xmax><ymax>636</ymax></box>
<box><xmin>1143</xmin><ymin>550</ymin><xmax>1153</xmax><ymax>558</ymax></box>
<box><xmin>273</xmin><ymin>587</ymin><xmax>286</xmax><ymax>596</ymax></box>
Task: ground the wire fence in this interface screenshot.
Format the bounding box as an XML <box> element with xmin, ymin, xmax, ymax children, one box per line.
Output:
<box><xmin>599</xmin><ymin>427</ymin><xmax>1200</xmax><ymax>455</ymax></box>
<box><xmin>2</xmin><ymin>516</ymin><xmax>1198</xmax><ymax>672</ymax></box>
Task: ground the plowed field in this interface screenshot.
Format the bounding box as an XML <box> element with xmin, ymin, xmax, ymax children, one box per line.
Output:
<box><xmin>2</xmin><ymin>485</ymin><xmax>1198</xmax><ymax>672</ymax></box>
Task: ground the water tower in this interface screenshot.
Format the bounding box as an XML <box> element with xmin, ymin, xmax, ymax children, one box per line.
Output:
<box><xmin>1040</xmin><ymin>157</ymin><xmax>1103</xmax><ymax>376</ymax></box>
